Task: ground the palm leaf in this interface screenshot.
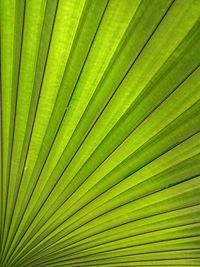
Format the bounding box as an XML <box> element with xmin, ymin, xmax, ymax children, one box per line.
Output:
<box><xmin>0</xmin><ymin>0</ymin><xmax>200</xmax><ymax>266</ymax></box>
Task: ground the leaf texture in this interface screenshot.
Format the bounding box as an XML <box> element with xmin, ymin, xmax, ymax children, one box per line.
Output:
<box><xmin>0</xmin><ymin>0</ymin><xmax>200</xmax><ymax>266</ymax></box>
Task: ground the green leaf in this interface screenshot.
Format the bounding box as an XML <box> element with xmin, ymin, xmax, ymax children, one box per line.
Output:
<box><xmin>1</xmin><ymin>0</ymin><xmax>200</xmax><ymax>266</ymax></box>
